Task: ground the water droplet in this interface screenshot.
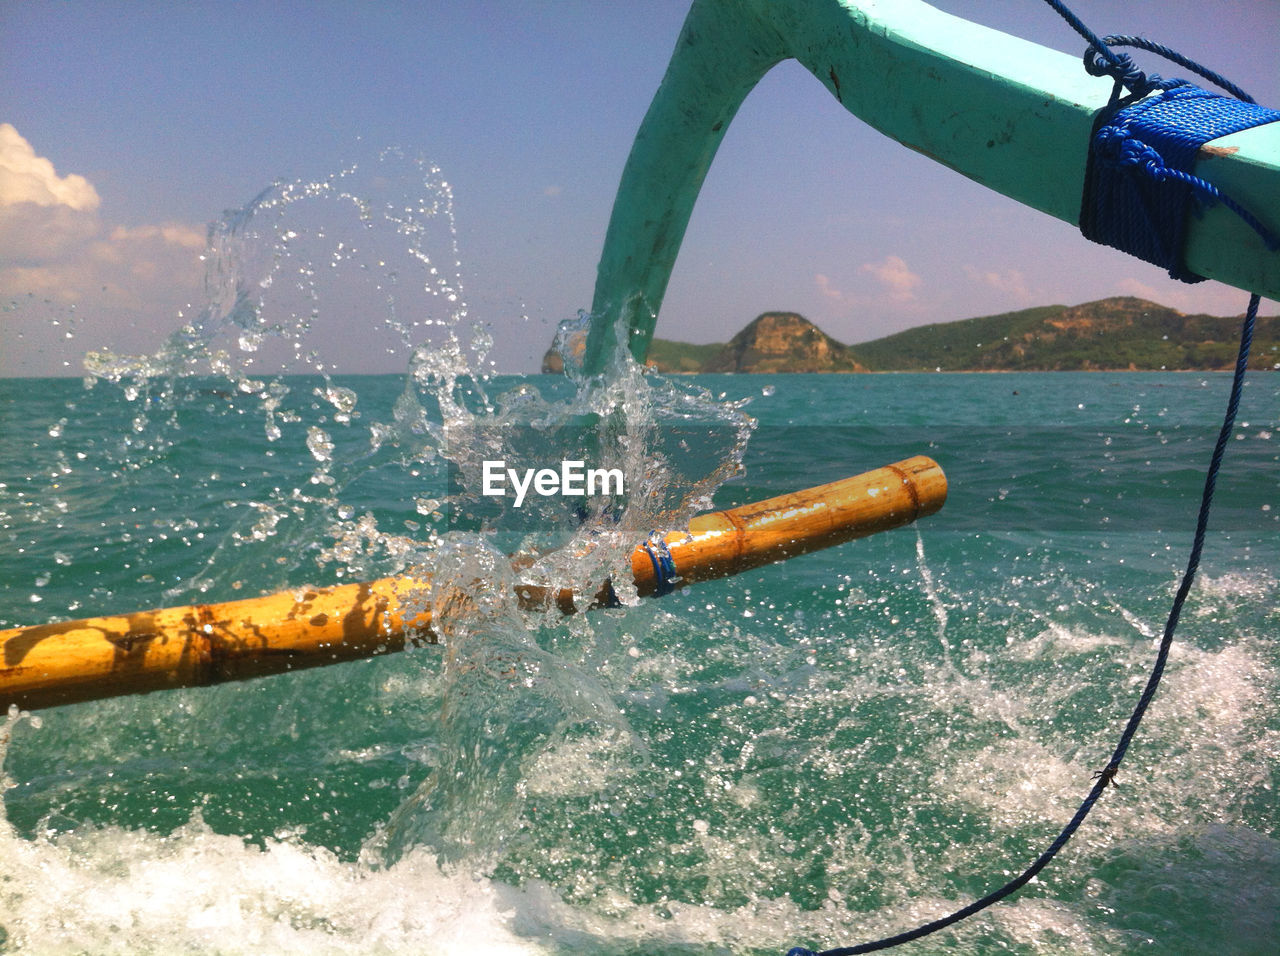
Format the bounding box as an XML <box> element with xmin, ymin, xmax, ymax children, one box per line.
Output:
<box><xmin>306</xmin><ymin>426</ymin><xmax>334</xmax><ymax>463</ymax></box>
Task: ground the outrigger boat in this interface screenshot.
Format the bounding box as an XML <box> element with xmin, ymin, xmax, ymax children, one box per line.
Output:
<box><xmin>1</xmin><ymin>1</ymin><xmax>1276</xmax><ymax>950</ymax></box>
<box><xmin>5</xmin><ymin>0</ymin><xmax>1274</xmax><ymax>711</ymax></box>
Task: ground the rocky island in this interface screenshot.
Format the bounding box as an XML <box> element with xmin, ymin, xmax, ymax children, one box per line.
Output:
<box><xmin>700</xmin><ymin>312</ymin><xmax>866</xmax><ymax>373</ymax></box>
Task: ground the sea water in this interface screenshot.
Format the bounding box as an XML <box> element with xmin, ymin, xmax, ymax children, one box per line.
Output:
<box><xmin>1</xmin><ymin>162</ymin><xmax>1278</xmax><ymax>955</ymax></box>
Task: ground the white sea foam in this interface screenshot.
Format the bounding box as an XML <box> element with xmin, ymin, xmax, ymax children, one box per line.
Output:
<box><xmin>0</xmin><ymin>804</ymin><xmax>1131</xmax><ymax>955</ymax></box>
<box><xmin>0</xmin><ymin>699</ymin><xmax>1157</xmax><ymax>956</ymax></box>
<box><xmin>0</xmin><ymin>813</ymin><xmax>537</xmax><ymax>954</ymax></box>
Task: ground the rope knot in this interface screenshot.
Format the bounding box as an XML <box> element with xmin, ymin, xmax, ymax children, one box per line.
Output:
<box><xmin>1092</xmin><ymin>765</ymin><xmax>1120</xmax><ymax>789</ymax></box>
<box><xmin>1083</xmin><ymin>46</ymin><xmax>1148</xmax><ymax>94</ymax></box>
<box><xmin>1092</xmin><ymin>127</ymin><xmax>1168</xmax><ymax>178</ymax></box>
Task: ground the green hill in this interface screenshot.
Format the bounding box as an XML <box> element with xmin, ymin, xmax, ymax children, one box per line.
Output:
<box><xmin>643</xmin><ymin>337</ymin><xmax>724</xmax><ymax>373</ymax></box>
<box><xmin>646</xmin><ymin>298</ymin><xmax>1280</xmax><ymax>373</ymax></box>
<box><xmin>849</xmin><ymin>297</ymin><xmax>1280</xmax><ymax>371</ymax></box>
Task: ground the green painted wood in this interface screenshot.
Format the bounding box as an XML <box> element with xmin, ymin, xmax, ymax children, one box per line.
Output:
<box><xmin>1182</xmin><ymin>121</ymin><xmax>1280</xmax><ymax>297</ymax></box>
<box><xmin>580</xmin><ymin>0</ymin><xmax>785</xmax><ymax>373</ymax></box>
<box><xmin>581</xmin><ymin>0</ymin><xmax>1279</xmax><ymax>374</ymax></box>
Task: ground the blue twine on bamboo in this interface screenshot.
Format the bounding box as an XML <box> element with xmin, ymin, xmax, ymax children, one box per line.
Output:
<box><xmin>643</xmin><ymin>535</ymin><xmax>678</xmax><ymax>596</ymax></box>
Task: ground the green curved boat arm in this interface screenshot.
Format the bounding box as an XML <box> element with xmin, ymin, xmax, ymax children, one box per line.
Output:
<box><xmin>581</xmin><ymin>0</ymin><xmax>1280</xmax><ymax>374</ymax></box>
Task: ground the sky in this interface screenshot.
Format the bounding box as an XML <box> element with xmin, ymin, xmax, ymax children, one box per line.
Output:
<box><xmin>1</xmin><ymin>0</ymin><xmax>1277</xmax><ymax>377</ymax></box>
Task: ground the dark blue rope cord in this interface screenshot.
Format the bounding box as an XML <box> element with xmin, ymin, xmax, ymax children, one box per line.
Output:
<box><xmin>784</xmin><ymin>2</ymin><xmax>1273</xmax><ymax>951</ymax></box>
<box><xmin>1040</xmin><ymin>0</ymin><xmax>1125</xmax><ymax>74</ymax></box>
<box><xmin>1098</xmin><ymin>35</ymin><xmax>1255</xmax><ymax>104</ymax></box>
<box><xmin>643</xmin><ymin>534</ymin><xmax>678</xmax><ymax>596</ymax></box>
<box><xmin>1041</xmin><ymin>0</ymin><xmax>1174</xmax><ymax>102</ymax></box>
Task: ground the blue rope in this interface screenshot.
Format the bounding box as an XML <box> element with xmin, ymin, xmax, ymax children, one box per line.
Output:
<box><xmin>643</xmin><ymin>534</ymin><xmax>678</xmax><ymax>596</ymax></box>
<box><xmin>1046</xmin><ymin>0</ymin><xmax>1280</xmax><ymax>280</ymax></box>
<box><xmin>1081</xmin><ymin>85</ymin><xmax>1280</xmax><ymax>282</ymax></box>
<box><xmin>785</xmin><ymin>1</ymin><xmax>1273</xmax><ymax>951</ymax></box>
<box><xmin>1094</xmin><ymin>35</ymin><xmax>1256</xmax><ymax>104</ymax></box>
<box><xmin>1041</xmin><ymin>0</ymin><xmax>1280</xmax><ymax>285</ymax></box>
<box><xmin>1040</xmin><ymin>0</ymin><xmax>1168</xmax><ymax>101</ymax></box>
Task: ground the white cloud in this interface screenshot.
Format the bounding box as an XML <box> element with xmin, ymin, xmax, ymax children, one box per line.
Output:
<box><xmin>815</xmin><ymin>272</ymin><xmax>844</xmax><ymax>301</ymax></box>
<box><xmin>859</xmin><ymin>254</ymin><xmax>920</xmax><ymax>302</ymax></box>
<box><xmin>0</xmin><ymin>222</ymin><xmax>205</xmax><ymax>311</ymax></box>
<box><xmin>0</xmin><ymin>125</ymin><xmax>206</xmax><ymax>373</ymax></box>
<box><xmin>0</xmin><ymin>123</ymin><xmax>100</xmax><ymax>211</ymax></box>
<box><xmin>0</xmin><ymin>200</ymin><xmax>99</xmax><ymax>263</ymax></box>
<box><xmin>963</xmin><ymin>264</ymin><xmax>1033</xmax><ymax>303</ymax></box>
<box><xmin>1114</xmin><ymin>276</ymin><xmax>1276</xmax><ymax>317</ymax></box>
<box><xmin>1114</xmin><ymin>277</ymin><xmax>1166</xmax><ymax>304</ymax></box>
<box><xmin>108</xmin><ymin>224</ymin><xmax>206</xmax><ymax>248</ymax></box>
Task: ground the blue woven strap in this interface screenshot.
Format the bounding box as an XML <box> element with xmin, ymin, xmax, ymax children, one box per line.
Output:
<box><xmin>1081</xmin><ymin>84</ymin><xmax>1280</xmax><ymax>283</ymax></box>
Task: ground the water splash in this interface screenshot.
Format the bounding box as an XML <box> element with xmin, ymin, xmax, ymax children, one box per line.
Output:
<box><xmin>6</xmin><ymin>146</ymin><xmax>760</xmax><ymax>890</ymax></box>
<box><xmin>5</xmin><ymin>149</ymin><xmax>1279</xmax><ymax>954</ymax></box>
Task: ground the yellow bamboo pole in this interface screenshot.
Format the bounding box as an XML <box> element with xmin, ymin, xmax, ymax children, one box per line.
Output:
<box><xmin>0</xmin><ymin>456</ymin><xmax>945</xmax><ymax>711</ymax></box>
<box><xmin>627</xmin><ymin>454</ymin><xmax>946</xmax><ymax>595</ymax></box>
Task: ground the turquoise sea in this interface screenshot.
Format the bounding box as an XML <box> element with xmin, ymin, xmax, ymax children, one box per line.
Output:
<box><xmin>2</xmin><ymin>363</ymin><xmax>1278</xmax><ymax>955</ymax></box>
<box><xmin>0</xmin><ymin>159</ymin><xmax>1277</xmax><ymax>954</ymax></box>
